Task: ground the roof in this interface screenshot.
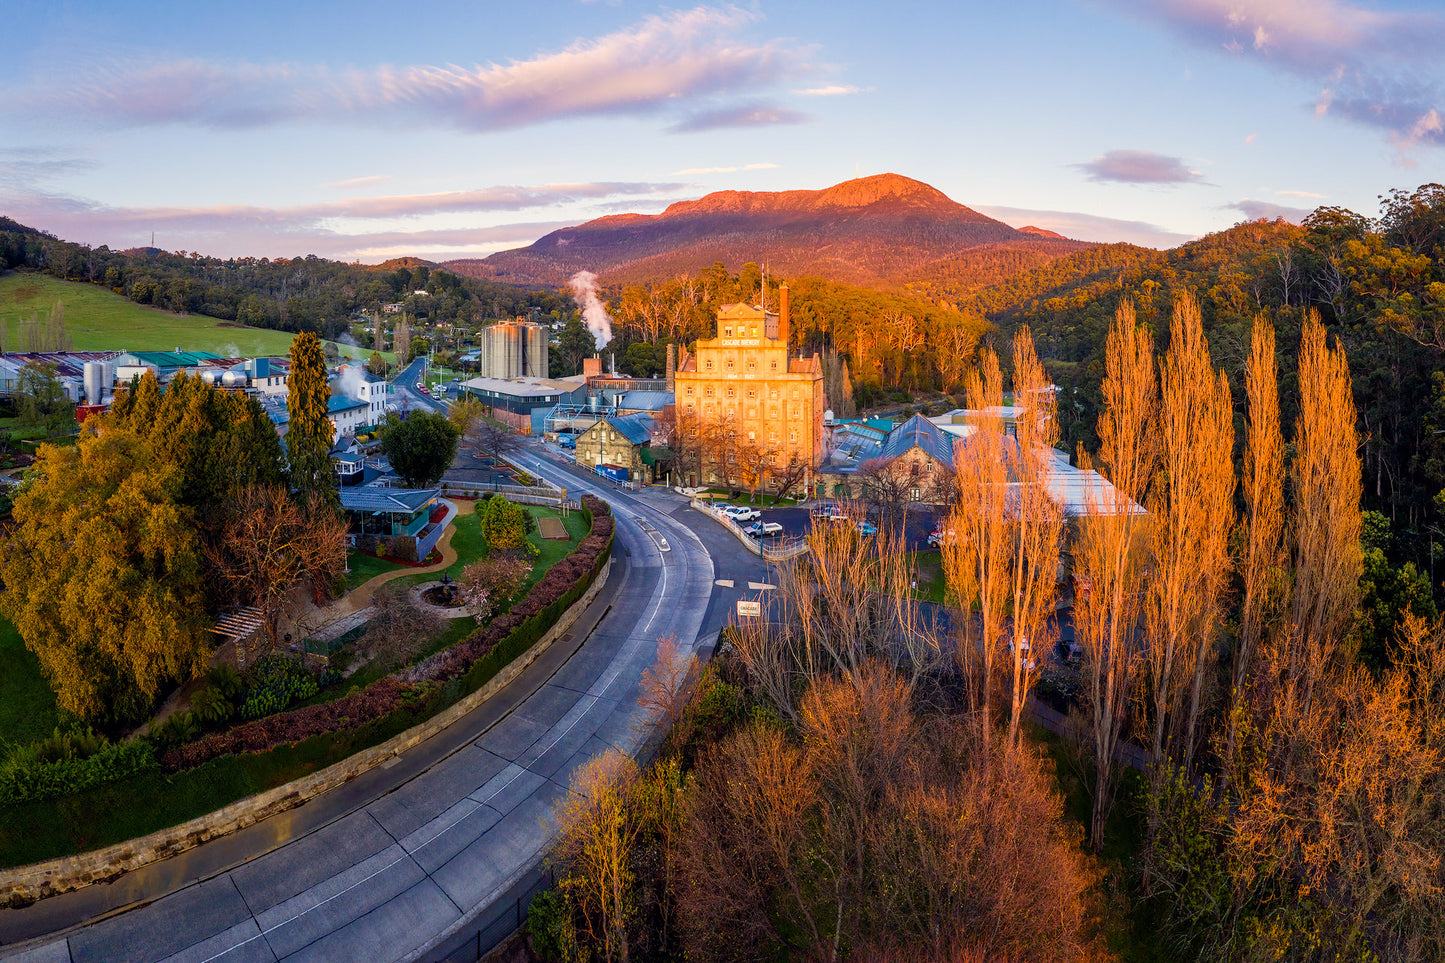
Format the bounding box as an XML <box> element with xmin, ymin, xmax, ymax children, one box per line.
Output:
<box><xmin>617</xmin><ymin>390</ymin><xmax>674</xmax><ymax>412</ymax></box>
<box><xmin>0</xmin><ymin>351</ymin><xmax>118</xmax><ymax>379</ymax></box>
<box><xmin>461</xmin><ymin>375</ymin><xmax>588</xmax><ymax>399</ymax></box>
<box><xmin>328</xmin><ymin>395</ymin><xmax>367</xmax><ymax>414</ymax></box>
<box><xmin>339</xmin><ymin>486</ymin><xmax>438</xmax><ymax>514</ymax></box>
<box><xmin>119</xmin><ymin>350</ymin><xmax>223</xmax><ymax>368</ymax></box>
<box><xmin>878</xmin><ymin>413</ymin><xmax>957</xmax><ymax>469</ymax></box>
<box><xmin>334</xmin><ymin>451</ymin><xmax>365</xmax><ymax>464</ymax></box>
<box><xmin>606</xmin><ymin>412</ymin><xmax>655</xmax><ymax>446</ymax></box>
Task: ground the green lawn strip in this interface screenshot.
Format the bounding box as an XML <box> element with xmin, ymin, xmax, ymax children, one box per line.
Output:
<box><xmin>909</xmin><ymin>550</ymin><xmax>948</xmax><ymax>604</ymax></box>
<box><xmin>0</xmin><ymin>505</ymin><xmax>607</xmax><ymax>869</ymax></box>
<box><xmin>0</xmin><ymin>273</ymin><xmax>364</xmax><ymax>358</ymax></box>
<box><xmin>343</xmin><ymin>550</ymin><xmax>408</xmax><ymax>591</ymax></box>
<box><xmin>0</xmin><ymin>617</ymin><xmax>64</xmax><ymax>747</ymax></box>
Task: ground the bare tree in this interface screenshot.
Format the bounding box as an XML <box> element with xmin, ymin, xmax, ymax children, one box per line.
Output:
<box><xmin>636</xmin><ymin>634</ymin><xmax>695</xmax><ymax>734</ymax></box>
<box><xmin>1076</xmin><ymin>299</ymin><xmax>1155</xmax><ymax>851</ymax></box>
<box><xmin>554</xmin><ymin>750</ymin><xmax>643</xmax><ymax>962</ymax></box>
<box><xmin>942</xmin><ymin>348</ymin><xmax>1010</xmax><ymax>758</ymax></box>
<box><xmin>1003</xmin><ymin>327</ymin><xmax>1065</xmax><ymax>752</ymax></box>
<box><xmin>470</xmin><ymin>415</ymin><xmax>521</xmax><ymax>466</ymax></box>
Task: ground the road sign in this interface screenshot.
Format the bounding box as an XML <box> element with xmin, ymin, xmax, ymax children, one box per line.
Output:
<box><xmin>736</xmin><ymin>599</ymin><xmax>761</xmax><ymax>618</ymax></box>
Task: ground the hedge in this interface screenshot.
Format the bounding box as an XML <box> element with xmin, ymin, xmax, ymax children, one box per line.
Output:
<box><xmin>0</xmin><ymin>739</ymin><xmax>158</xmax><ymax>807</ymax></box>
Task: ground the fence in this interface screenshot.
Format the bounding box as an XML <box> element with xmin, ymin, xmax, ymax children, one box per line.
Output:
<box><xmin>690</xmin><ymin>497</ymin><xmax>810</xmax><ymax>560</ymax></box>
<box><xmin>438</xmin><ymin>480</ymin><xmax>565</xmax><ymax>506</ymax></box>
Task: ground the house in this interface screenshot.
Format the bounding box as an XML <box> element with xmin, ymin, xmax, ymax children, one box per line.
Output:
<box><xmin>333</xmin><ymin>364</ymin><xmax>387</xmax><ymax>424</ymax></box>
<box><xmin>574</xmin><ymin>413</ymin><xmax>656</xmax><ymax>485</ymax></box>
<box><xmin>339</xmin><ymin>485</ymin><xmax>439</xmax><ymax>561</ymax></box>
<box><xmin>327</xmin><ymin>395</ymin><xmax>369</xmax><ymax>444</ymax></box>
<box><xmin>334</xmin><ymin>450</ymin><xmax>366</xmax><ymax>486</ymax></box>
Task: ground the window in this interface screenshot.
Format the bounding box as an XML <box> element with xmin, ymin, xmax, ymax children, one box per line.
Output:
<box><xmin>789</xmin><ymin>430</ymin><xmax>797</xmax><ymax>442</ymax></box>
<box><xmin>747</xmin><ymin>389</ymin><xmax>757</xmax><ymax>399</ymax></box>
<box><xmin>724</xmin><ymin>326</ymin><xmax>732</xmax><ymax>337</ymax></box>
<box><xmin>748</xmin><ymin>431</ymin><xmax>756</xmax><ymax>441</ymax></box>
<box><xmin>686</xmin><ymin>402</ymin><xmax>695</xmax><ymax>413</ymax></box>
<box><xmin>726</xmin><ymin>359</ymin><xmax>735</xmax><ymax>371</ymax></box>
<box><xmin>910</xmin><ymin>488</ymin><xmax>921</xmax><ymax>501</ymax></box>
<box><xmin>685</xmin><ymin>386</ymin><xmax>694</xmax><ymax>397</ymax></box>
<box><xmin>750</xmin><ymin>326</ymin><xmax>757</xmax><ymax>336</ymax></box>
<box><xmin>747</xmin><ymin>360</ymin><xmax>756</xmax><ymax>371</ymax></box>
<box><xmin>726</xmin><ymin>386</ymin><xmax>736</xmax><ymax>398</ymax></box>
<box><xmin>771</xmin><ymin>361</ymin><xmax>778</xmax><ymax>372</ymax></box>
<box><xmin>706</xmin><ymin>360</ymin><xmax>714</xmax><ymax>371</ymax></box>
<box><xmin>705</xmin><ymin>386</ymin><xmax>714</xmax><ymax>398</ymax></box>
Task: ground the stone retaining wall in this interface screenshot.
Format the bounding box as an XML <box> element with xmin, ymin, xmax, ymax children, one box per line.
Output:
<box><xmin>0</xmin><ymin>556</ymin><xmax>613</xmax><ymax>906</ymax></box>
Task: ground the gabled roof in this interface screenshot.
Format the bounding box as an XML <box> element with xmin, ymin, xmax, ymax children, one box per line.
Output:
<box><xmin>602</xmin><ymin>412</ymin><xmax>655</xmax><ymax>446</ymax></box>
<box><xmin>339</xmin><ymin>486</ymin><xmax>438</xmax><ymax>513</ymax></box>
<box><xmin>878</xmin><ymin>413</ymin><xmax>957</xmax><ymax>469</ymax></box>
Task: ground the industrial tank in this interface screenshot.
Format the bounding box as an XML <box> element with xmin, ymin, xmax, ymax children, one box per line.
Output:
<box><xmin>221</xmin><ymin>369</ymin><xmax>247</xmax><ymax>388</ymax></box>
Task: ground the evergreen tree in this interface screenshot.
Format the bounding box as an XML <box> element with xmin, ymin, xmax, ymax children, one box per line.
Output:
<box><xmin>286</xmin><ymin>332</ymin><xmax>336</xmax><ymax>505</ymax></box>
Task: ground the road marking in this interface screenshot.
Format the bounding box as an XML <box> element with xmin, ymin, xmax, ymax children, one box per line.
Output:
<box><xmin>748</xmin><ymin>581</ymin><xmax>775</xmax><ymax>590</ymax></box>
<box><xmin>715</xmin><ymin>579</ymin><xmax>734</xmax><ymax>588</ymax></box>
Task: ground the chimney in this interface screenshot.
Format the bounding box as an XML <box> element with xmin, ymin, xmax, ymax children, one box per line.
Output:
<box><xmin>778</xmin><ymin>283</ymin><xmax>790</xmax><ymax>352</ymax></box>
<box><xmin>666</xmin><ymin>343</ymin><xmax>676</xmax><ymax>392</ymax></box>
<box><xmin>583</xmin><ymin>356</ymin><xmax>602</xmax><ymax>378</ymax></box>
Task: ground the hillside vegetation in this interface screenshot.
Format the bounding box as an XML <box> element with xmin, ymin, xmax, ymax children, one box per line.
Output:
<box><xmin>0</xmin><ymin>273</ymin><xmax>334</xmax><ymax>356</ymax></box>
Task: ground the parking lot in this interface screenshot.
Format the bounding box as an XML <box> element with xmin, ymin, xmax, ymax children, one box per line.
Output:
<box><xmin>714</xmin><ymin>499</ymin><xmax>942</xmax><ymax>551</ymax></box>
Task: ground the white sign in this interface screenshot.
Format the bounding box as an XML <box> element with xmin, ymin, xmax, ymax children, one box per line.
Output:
<box><xmin>736</xmin><ymin>599</ymin><xmax>762</xmax><ymax>618</ymax></box>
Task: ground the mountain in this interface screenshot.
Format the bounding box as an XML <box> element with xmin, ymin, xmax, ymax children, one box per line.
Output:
<box><xmin>368</xmin><ymin>256</ymin><xmax>436</xmax><ymax>272</ymax></box>
<box><xmin>445</xmin><ymin>174</ymin><xmax>1091</xmax><ymax>293</ymax></box>
<box><xmin>1018</xmin><ymin>225</ymin><xmax>1068</xmax><ymax>240</ymax></box>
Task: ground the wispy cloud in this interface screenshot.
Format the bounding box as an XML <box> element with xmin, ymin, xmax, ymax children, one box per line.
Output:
<box><xmin>321</xmin><ymin>175</ymin><xmax>390</xmax><ymax>190</ymax></box>
<box><xmin>976</xmin><ymin>205</ymin><xmax>1196</xmax><ymax>248</ymax></box>
<box><xmin>0</xmin><ymin>181</ymin><xmax>680</xmax><ymax>259</ymax></box>
<box><xmin>4</xmin><ymin>6</ymin><xmax>814</xmax><ymax>134</ymax></box>
<box><xmin>672</xmin><ymin>162</ymin><xmax>780</xmax><ymax>175</ymax></box>
<box><xmin>1075</xmin><ymin>149</ymin><xmax>1206</xmax><ymax>184</ymax></box>
<box><xmin>669</xmin><ymin>101</ymin><xmax>808</xmax><ymax>132</ymax></box>
<box><xmin>793</xmin><ymin>84</ymin><xmax>861</xmax><ymax>96</ymax></box>
<box><xmin>1276</xmin><ymin>188</ymin><xmax>1325</xmax><ymax>198</ymax></box>
<box><xmin>1229</xmin><ymin>197</ymin><xmax>1315</xmax><ymax>222</ymax></box>
<box><xmin>1110</xmin><ymin>0</ymin><xmax>1445</xmax><ymax>151</ymax></box>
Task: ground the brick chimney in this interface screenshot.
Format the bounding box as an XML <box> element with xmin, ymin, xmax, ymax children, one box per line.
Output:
<box><xmin>583</xmin><ymin>356</ymin><xmax>602</xmax><ymax>378</ymax></box>
<box><xmin>666</xmin><ymin>343</ymin><xmax>676</xmax><ymax>391</ymax></box>
<box><xmin>778</xmin><ymin>283</ymin><xmax>790</xmax><ymax>352</ymax></box>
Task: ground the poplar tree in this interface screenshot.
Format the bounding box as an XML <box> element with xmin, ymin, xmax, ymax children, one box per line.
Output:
<box><xmin>286</xmin><ymin>331</ymin><xmax>336</xmax><ymax>505</ymax></box>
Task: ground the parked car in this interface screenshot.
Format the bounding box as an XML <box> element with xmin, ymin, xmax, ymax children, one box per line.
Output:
<box><xmin>857</xmin><ymin>520</ymin><xmax>878</xmax><ymax>536</ymax></box>
<box><xmin>719</xmin><ymin>505</ymin><xmax>761</xmax><ymax>523</ymax></box>
<box><xmin>745</xmin><ymin>520</ymin><xmax>783</xmax><ymax>537</ymax></box>
<box><xmin>810</xmin><ymin>504</ymin><xmax>847</xmax><ymax>522</ymax></box>
<box><xmin>927</xmin><ymin>528</ymin><xmax>956</xmax><ymax>547</ymax></box>
<box><xmin>558</xmin><ymin>434</ymin><xmax>577</xmax><ymax>449</ymax></box>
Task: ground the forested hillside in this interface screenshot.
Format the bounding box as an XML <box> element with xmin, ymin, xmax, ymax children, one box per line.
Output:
<box><xmin>0</xmin><ymin>224</ymin><xmax>569</xmax><ymax>340</ymax></box>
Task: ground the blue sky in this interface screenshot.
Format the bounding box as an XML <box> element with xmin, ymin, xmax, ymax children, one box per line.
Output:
<box><xmin>1</xmin><ymin>0</ymin><xmax>1440</xmax><ymax>262</ymax></box>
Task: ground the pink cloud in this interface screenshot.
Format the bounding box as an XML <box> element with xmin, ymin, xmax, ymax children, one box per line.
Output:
<box><xmin>976</xmin><ymin>205</ymin><xmax>1196</xmax><ymax>248</ymax></box>
<box><xmin>8</xmin><ymin>6</ymin><xmax>812</xmax><ymax>134</ymax></box>
<box><xmin>1075</xmin><ymin>149</ymin><xmax>1206</xmax><ymax>184</ymax></box>
<box><xmin>1112</xmin><ymin>0</ymin><xmax>1444</xmax><ymax>149</ymax></box>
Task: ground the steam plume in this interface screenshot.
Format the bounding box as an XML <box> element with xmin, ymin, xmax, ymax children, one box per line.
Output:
<box><xmin>569</xmin><ymin>270</ymin><xmax>613</xmax><ymax>348</ymax></box>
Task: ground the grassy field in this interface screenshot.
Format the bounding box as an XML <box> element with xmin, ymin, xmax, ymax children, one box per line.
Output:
<box><xmin>0</xmin><ymin>617</ymin><xmax>63</xmax><ymax>747</ymax></box>
<box><xmin>0</xmin><ymin>273</ymin><xmax>365</xmax><ymax>358</ymax></box>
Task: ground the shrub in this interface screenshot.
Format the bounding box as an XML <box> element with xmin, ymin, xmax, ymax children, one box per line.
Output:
<box><xmin>239</xmin><ymin>655</ymin><xmax>320</xmax><ymax>720</ymax></box>
<box><xmin>1</xmin><ymin>735</ymin><xmax>157</xmax><ymax>807</ymax></box>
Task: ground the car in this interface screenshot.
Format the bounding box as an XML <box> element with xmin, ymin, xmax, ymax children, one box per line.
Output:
<box><xmin>718</xmin><ymin>505</ymin><xmax>761</xmax><ymax>523</ymax></box>
<box><xmin>927</xmin><ymin>529</ymin><xmax>954</xmax><ymax>547</ymax></box>
<box><xmin>857</xmin><ymin>520</ymin><xmax>878</xmax><ymax>536</ymax></box>
<box><xmin>1058</xmin><ymin>639</ymin><xmax>1083</xmax><ymax>664</ymax></box>
<box><xmin>745</xmin><ymin>520</ymin><xmax>783</xmax><ymax>537</ymax></box>
<box><xmin>418</xmin><ymin>385</ymin><xmax>431</xmax><ymax>395</ymax></box>
<box><xmin>810</xmin><ymin>504</ymin><xmax>847</xmax><ymax>522</ymax></box>
<box><xmin>558</xmin><ymin>434</ymin><xmax>577</xmax><ymax>449</ymax></box>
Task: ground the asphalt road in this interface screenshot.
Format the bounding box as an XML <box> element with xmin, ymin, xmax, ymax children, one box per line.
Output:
<box><xmin>391</xmin><ymin>358</ymin><xmax>448</xmax><ymax>415</ymax></box>
<box><xmin>0</xmin><ymin>444</ymin><xmax>768</xmax><ymax>963</ymax></box>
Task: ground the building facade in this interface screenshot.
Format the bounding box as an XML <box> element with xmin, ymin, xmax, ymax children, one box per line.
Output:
<box><xmin>574</xmin><ymin>413</ymin><xmax>655</xmax><ymax>485</ymax></box>
<box><xmin>673</xmin><ymin>286</ymin><xmax>827</xmax><ymax>490</ymax></box>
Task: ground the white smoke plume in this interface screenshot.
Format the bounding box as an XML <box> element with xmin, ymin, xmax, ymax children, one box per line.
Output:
<box><xmin>569</xmin><ymin>269</ymin><xmax>613</xmax><ymax>349</ymax></box>
<box><xmin>337</xmin><ymin>363</ymin><xmax>369</xmax><ymax>401</ymax></box>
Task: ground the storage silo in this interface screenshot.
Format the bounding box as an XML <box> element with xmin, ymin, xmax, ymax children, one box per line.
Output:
<box><xmin>83</xmin><ymin>362</ymin><xmax>106</xmax><ymax>405</ymax></box>
<box><xmin>525</xmin><ymin>323</ymin><xmax>548</xmax><ymax>378</ymax></box>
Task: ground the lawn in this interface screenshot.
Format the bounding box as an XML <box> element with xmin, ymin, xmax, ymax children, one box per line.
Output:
<box><xmin>0</xmin><ymin>273</ymin><xmax>366</xmax><ymax>358</ymax></box>
<box><xmin>910</xmin><ymin>550</ymin><xmax>948</xmax><ymax>604</ymax></box>
<box><xmin>343</xmin><ymin>550</ymin><xmax>408</xmax><ymax>591</ymax></box>
<box><xmin>0</xmin><ymin>617</ymin><xmax>63</xmax><ymax>747</ymax></box>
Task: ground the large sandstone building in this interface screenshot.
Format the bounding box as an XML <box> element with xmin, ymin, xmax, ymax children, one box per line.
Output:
<box><xmin>674</xmin><ymin>285</ymin><xmax>827</xmax><ymax>491</ymax></box>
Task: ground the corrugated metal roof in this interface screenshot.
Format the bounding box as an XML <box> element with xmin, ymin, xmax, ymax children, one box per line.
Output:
<box><xmin>617</xmin><ymin>390</ymin><xmax>674</xmax><ymax>412</ymax></box>
<box><xmin>878</xmin><ymin>413</ymin><xmax>957</xmax><ymax>469</ymax></box>
<box><xmin>605</xmin><ymin>412</ymin><xmax>654</xmax><ymax>446</ymax></box>
<box><xmin>339</xmin><ymin>486</ymin><xmax>438</xmax><ymax>513</ymax></box>
<box><xmin>328</xmin><ymin>395</ymin><xmax>367</xmax><ymax>413</ymax></box>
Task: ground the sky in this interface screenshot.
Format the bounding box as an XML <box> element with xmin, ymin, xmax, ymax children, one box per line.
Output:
<box><xmin>0</xmin><ymin>0</ymin><xmax>1440</xmax><ymax>263</ymax></box>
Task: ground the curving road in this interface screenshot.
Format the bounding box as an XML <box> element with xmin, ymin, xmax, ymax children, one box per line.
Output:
<box><xmin>0</xmin><ymin>445</ymin><xmax>769</xmax><ymax>963</ymax></box>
